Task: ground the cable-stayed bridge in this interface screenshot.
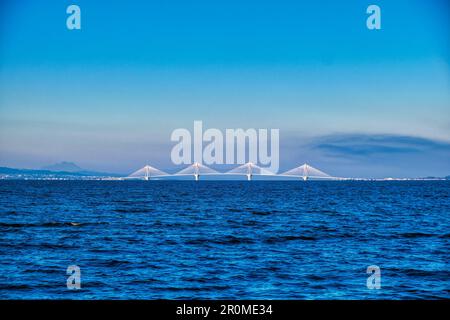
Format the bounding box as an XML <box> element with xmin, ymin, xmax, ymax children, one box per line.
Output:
<box><xmin>126</xmin><ymin>163</ymin><xmax>342</xmax><ymax>181</ymax></box>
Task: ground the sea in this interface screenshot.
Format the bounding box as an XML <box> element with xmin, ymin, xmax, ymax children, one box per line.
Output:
<box><xmin>0</xmin><ymin>180</ymin><xmax>448</xmax><ymax>299</ymax></box>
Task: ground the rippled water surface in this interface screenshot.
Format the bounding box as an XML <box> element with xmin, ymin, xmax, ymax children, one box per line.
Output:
<box><xmin>0</xmin><ymin>180</ymin><xmax>449</xmax><ymax>299</ymax></box>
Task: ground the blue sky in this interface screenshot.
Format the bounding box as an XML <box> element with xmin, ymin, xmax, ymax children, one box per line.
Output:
<box><xmin>0</xmin><ymin>0</ymin><xmax>449</xmax><ymax>177</ymax></box>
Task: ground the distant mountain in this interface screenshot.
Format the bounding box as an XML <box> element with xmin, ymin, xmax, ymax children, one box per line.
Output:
<box><xmin>419</xmin><ymin>175</ymin><xmax>450</xmax><ymax>180</ymax></box>
<box><xmin>0</xmin><ymin>167</ymin><xmax>84</xmax><ymax>176</ymax></box>
<box><xmin>41</xmin><ymin>161</ymin><xmax>83</xmax><ymax>173</ymax></box>
<box><xmin>40</xmin><ymin>161</ymin><xmax>120</xmax><ymax>176</ymax></box>
<box><xmin>0</xmin><ymin>163</ymin><xmax>121</xmax><ymax>178</ymax></box>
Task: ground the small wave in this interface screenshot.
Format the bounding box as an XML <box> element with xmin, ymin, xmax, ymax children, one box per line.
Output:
<box><xmin>186</xmin><ymin>235</ymin><xmax>255</xmax><ymax>245</ymax></box>
<box><xmin>160</xmin><ymin>239</ymin><xmax>177</xmax><ymax>245</ymax></box>
<box><xmin>251</xmin><ymin>210</ymin><xmax>273</xmax><ymax>215</ymax></box>
<box><xmin>153</xmin><ymin>285</ymin><xmax>232</xmax><ymax>292</ymax></box>
<box><xmin>265</xmin><ymin>235</ymin><xmax>316</xmax><ymax>244</ymax></box>
<box><xmin>217</xmin><ymin>235</ymin><xmax>254</xmax><ymax>245</ymax></box>
<box><xmin>0</xmin><ymin>284</ymin><xmax>33</xmax><ymax>291</ymax></box>
<box><xmin>23</xmin><ymin>268</ymin><xmax>60</xmax><ymax>274</ymax></box>
<box><xmin>0</xmin><ymin>242</ymin><xmax>74</xmax><ymax>249</ymax></box>
<box><xmin>0</xmin><ymin>221</ymin><xmax>108</xmax><ymax>228</ymax></box>
<box><xmin>241</xmin><ymin>220</ymin><xmax>262</xmax><ymax>227</ymax></box>
<box><xmin>114</xmin><ymin>208</ymin><xmax>154</xmax><ymax>213</ymax></box>
<box><xmin>305</xmin><ymin>274</ymin><xmax>327</xmax><ymax>281</ymax></box>
<box><xmin>0</xmin><ymin>210</ymin><xmax>18</xmax><ymax>214</ymax></box>
<box><xmin>385</xmin><ymin>267</ymin><xmax>450</xmax><ymax>278</ymax></box>
<box><xmin>398</xmin><ymin>232</ymin><xmax>435</xmax><ymax>238</ymax></box>
<box><xmin>261</xmin><ymin>266</ymin><xmax>281</xmax><ymax>272</ymax></box>
<box><xmin>94</xmin><ymin>259</ymin><xmax>132</xmax><ymax>267</ymax></box>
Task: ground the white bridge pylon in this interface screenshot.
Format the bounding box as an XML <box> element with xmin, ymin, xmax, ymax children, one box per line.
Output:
<box><xmin>128</xmin><ymin>165</ymin><xmax>169</xmax><ymax>180</ymax></box>
<box><xmin>226</xmin><ymin>162</ymin><xmax>275</xmax><ymax>181</ymax></box>
<box><xmin>280</xmin><ymin>163</ymin><xmax>333</xmax><ymax>181</ymax></box>
<box><xmin>174</xmin><ymin>162</ymin><xmax>219</xmax><ymax>181</ymax></box>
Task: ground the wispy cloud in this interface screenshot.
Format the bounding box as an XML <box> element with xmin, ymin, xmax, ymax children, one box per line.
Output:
<box><xmin>279</xmin><ymin>133</ymin><xmax>450</xmax><ymax>178</ymax></box>
<box><xmin>311</xmin><ymin>134</ymin><xmax>450</xmax><ymax>157</ymax></box>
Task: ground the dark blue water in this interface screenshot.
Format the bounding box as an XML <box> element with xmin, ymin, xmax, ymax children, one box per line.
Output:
<box><xmin>0</xmin><ymin>180</ymin><xmax>448</xmax><ymax>299</ymax></box>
